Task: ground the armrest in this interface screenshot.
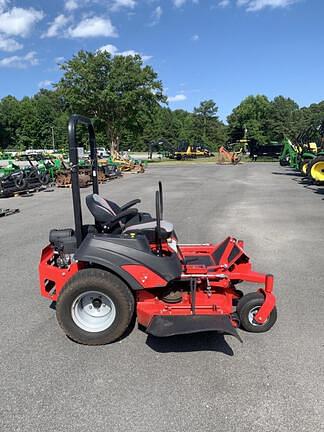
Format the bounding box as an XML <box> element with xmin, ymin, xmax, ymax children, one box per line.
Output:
<box><xmin>119</xmin><ymin>199</ymin><xmax>141</xmax><ymax>212</ymax></box>
<box><xmin>110</xmin><ymin>208</ymin><xmax>138</xmax><ymax>225</ymax></box>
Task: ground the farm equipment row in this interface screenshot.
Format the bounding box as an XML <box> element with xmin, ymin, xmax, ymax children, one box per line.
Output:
<box><xmin>0</xmin><ymin>148</ymin><xmax>144</xmax><ymax>198</ymax></box>
<box><xmin>279</xmin><ymin>122</ymin><xmax>324</xmax><ymax>185</ymax></box>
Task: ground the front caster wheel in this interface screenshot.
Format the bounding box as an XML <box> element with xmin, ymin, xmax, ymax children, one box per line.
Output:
<box><xmin>56</xmin><ymin>268</ymin><xmax>135</xmax><ymax>345</ymax></box>
<box><xmin>237</xmin><ymin>292</ymin><xmax>277</xmax><ymax>333</ymax></box>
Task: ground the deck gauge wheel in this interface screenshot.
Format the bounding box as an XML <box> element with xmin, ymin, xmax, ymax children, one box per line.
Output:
<box><xmin>237</xmin><ymin>292</ymin><xmax>277</xmax><ymax>333</ymax></box>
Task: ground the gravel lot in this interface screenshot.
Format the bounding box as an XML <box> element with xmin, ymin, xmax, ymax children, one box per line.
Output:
<box><xmin>0</xmin><ymin>163</ymin><xmax>323</xmax><ymax>432</ymax></box>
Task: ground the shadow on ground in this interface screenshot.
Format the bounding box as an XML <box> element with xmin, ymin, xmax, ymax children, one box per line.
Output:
<box><xmin>272</xmin><ymin>171</ymin><xmax>301</xmax><ymax>177</ymax></box>
<box><xmin>145</xmin><ymin>332</ymin><xmax>234</xmax><ymax>356</ymax></box>
<box><xmin>273</xmin><ymin>171</ymin><xmax>324</xmax><ymax>197</ymax></box>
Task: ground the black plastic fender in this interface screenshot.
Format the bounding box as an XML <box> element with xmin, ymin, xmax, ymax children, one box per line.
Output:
<box><xmin>74</xmin><ymin>233</ymin><xmax>182</xmax><ymax>291</ymax></box>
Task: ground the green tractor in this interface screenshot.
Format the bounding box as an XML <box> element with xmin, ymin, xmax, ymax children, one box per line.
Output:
<box><xmin>279</xmin><ymin>138</ymin><xmax>317</xmax><ymax>174</ymax></box>
<box><xmin>15</xmin><ymin>152</ymin><xmax>55</xmax><ymax>185</ymax></box>
<box><xmin>304</xmin><ymin>122</ymin><xmax>324</xmax><ymax>185</ymax></box>
<box><xmin>0</xmin><ymin>158</ymin><xmax>19</xmax><ymax>178</ymax></box>
<box><xmin>0</xmin><ymin>153</ymin><xmax>48</xmax><ymax>197</ymax></box>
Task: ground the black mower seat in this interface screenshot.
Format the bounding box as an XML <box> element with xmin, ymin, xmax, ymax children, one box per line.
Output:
<box><xmin>86</xmin><ymin>194</ymin><xmax>175</xmax><ymax>242</ymax></box>
<box><xmin>86</xmin><ymin>193</ymin><xmax>141</xmax><ymax>231</ymax></box>
<box><xmin>86</xmin><ymin>194</ymin><xmax>152</xmax><ymax>224</ymax></box>
<box><xmin>86</xmin><ymin>194</ymin><xmax>119</xmax><ymax>223</ymax></box>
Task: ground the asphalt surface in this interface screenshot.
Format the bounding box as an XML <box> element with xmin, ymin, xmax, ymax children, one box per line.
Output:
<box><xmin>0</xmin><ymin>163</ymin><xmax>323</xmax><ymax>432</ymax></box>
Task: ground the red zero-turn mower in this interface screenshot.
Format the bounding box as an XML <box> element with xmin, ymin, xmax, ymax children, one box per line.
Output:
<box><xmin>39</xmin><ymin>115</ymin><xmax>277</xmax><ymax>345</ymax></box>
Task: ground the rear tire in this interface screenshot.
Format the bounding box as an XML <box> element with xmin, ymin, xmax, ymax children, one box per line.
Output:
<box><xmin>307</xmin><ymin>155</ymin><xmax>324</xmax><ymax>183</ymax></box>
<box><xmin>14</xmin><ymin>174</ymin><xmax>27</xmax><ymax>190</ymax></box>
<box><xmin>298</xmin><ymin>159</ymin><xmax>309</xmax><ymax>175</ymax></box>
<box><xmin>237</xmin><ymin>292</ymin><xmax>277</xmax><ymax>333</ymax></box>
<box><xmin>38</xmin><ymin>172</ymin><xmax>50</xmax><ymax>185</ymax></box>
<box><xmin>56</xmin><ymin>268</ymin><xmax>135</xmax><ymax>345</ymax></box>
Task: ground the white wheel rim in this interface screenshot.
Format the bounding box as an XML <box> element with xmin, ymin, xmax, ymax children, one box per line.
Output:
<box><xmin>71</xmin><ymin>291</ymin><xmax>116</xmax><ymax>333</ymax></box>
<box><xmin>248</xmin><ymin>305</ymin><xmax>268</xmax><ymax>327</ymax></box>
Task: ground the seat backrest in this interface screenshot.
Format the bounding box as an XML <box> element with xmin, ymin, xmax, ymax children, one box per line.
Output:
<box><xmin>86</xmin><ymin>194</ymin><xmax>116</xmax><ymax>224</ymax></box>
<box><xmin>106</xmin><ymin>200</ymin><xmax>121</xmax><ymax>214</ymax></box>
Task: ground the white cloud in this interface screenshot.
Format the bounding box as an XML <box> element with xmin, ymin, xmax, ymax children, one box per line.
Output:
<box><xmin>191</xmin><ymin>34</ymin><xmax>199</xmax><ymax>41</ymax></box>
<box><xmin>65</xmin><ymin>0</ymin><xmax>78</xmax><ymax>11</ymax></box>
<box><xmin>173</xmin><ymin>0</ymin><xmax>297</xmax><ymax>11</ymax></box>
<box><xmin>0</xmin><ymin>35</ymin><xmax>22</xmax><ymax>52</ymax></box>
<box><xmin>150</xmin><ymin>6</ymin><xmax>162</xmax><ymax>25</ymax></box>
<box><xmin>99</xmin><ymin>44</ymin><xmax>152</xmax><ymax>61</ymax></box>
<box><xmin>173</xmin><ymin>0</ymin><xmax>187</xmax><ymax>7</ymax></box>
<box><xmin>68</xmin><ymin>16</ymin><xmax>118</xmax><ymax>38</ymax></box>
<box><xmin>173</xmin><ymin>0</ymin><xmax>199</xmax><ymax>7</ymax></box>
<box><xmin>0</xmin><ymin>6</ymin><xmax>44</xmax><ymax>37</ymax></box>
<box><xmin>55</xmin><ymin>56</ymin><xmax>65</xmax><ymax>63</ymax></box>
<box><xmin>99</xmin><ymin>44</ymin><xmax>119</xmax><ymax>55</ymax></box>
<box><xmin>119</xmin><ymin>49</ymin><xmax>152</xmax><ymax>61</ymax></box>
<box><xmin>119</xmin><ymin>49</ymin><xmax>138</xmax><ymax>56</ymax></box>
<box><xmin>168</xmin><ymin>94</ymin><xmax>187</xmax><ymax>103</ymax></box>
<box><xmin>0</xmin><ymin>0</ymin><xmax>8</xmax><ymax>12</ymax></box>
<box><xmin>0</xmin><ymin>51</ymin><xmax>38</xmax><ymax>68</ymax></box>
<box><xmin>63</xmin><ymin>0</ymin><xmax>137</xmax><ymax>13</ymax></box>
<box><xmin>237</xmin><ymin>0</ymin><xmax>298</xmax><ymax>11</ymax></box>
<box><xmin>38</xmin><ymin>79</ymin><xmax>52</xmax><ymax>88</ymax></box>
<box><xmin>44</xmin><ymin>13</ymin><xmax>117</xmax><ymax>40</ymax></box>
<box><xmin>42</xmin><ymin>14</ymin><xmax>70</xmax><ymax>38</ymax></box>
<box><xmin>218</xmin><ymin>0</ymin><xmax>230</xmax><ymax>6</ymax></box>
<box><xmin>110</xmin><ymin>0</ymin><xmax>137</xmax><ymax>11</ymax></box>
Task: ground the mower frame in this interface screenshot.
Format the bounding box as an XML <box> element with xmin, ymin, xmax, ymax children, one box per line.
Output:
<box><xmin>38</xmin><ymin>115</ymin><xmax>277</xmax><ymax>345</ymax></box>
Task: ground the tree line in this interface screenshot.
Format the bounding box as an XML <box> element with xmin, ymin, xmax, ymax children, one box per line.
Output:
<box><xmin>1</xmin><ymin>50</ymin><xmax>324</xmax><ymax>153</ymax></box>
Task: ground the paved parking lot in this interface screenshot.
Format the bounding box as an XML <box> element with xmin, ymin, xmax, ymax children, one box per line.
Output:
<box><xmin>0</xmin><ymin>163</ymin><xmax>323</xmax><ymax>432</ymax></box>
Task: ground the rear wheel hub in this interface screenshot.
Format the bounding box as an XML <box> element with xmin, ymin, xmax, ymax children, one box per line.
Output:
<box><xmin>71</xmin><ymin>290</ymin><xmax>116</xmax><ymax>332</ymax></box>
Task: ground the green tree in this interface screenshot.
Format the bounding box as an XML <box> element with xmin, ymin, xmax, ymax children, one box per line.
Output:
<box><xmin>141</xmin><ymin>107</ymin><xmax>179</xmax><ymax>151</ymax></box>
<box><xmin>191</xmin><ymin>100</ymin><xmax>227</xmax><ymax>150</ymax></box>
<box><xmin>33</xmin><ymin>89</ymin><xmax>68</xmax><ymax>150</ymax></box>
<box><xmin>172</xmin><ymin>109</ymin><xmax>193</xmax><ymax>143</ymax></box>
<box><xmin>0</xmin><ymin>96</ymin><xmax>20</xmax><ymax>149</ymax></box>
<box><xmin>266</xmin><ymin>96</ymin><xmax>300</xmax><ymax>142</ymax></box>
<box><xmin>56</xmin><ymin>50</ymin><xmax>166</xmax><ymax>152</ymax></box>
<box><xmin>16</xmin><ymin>97</ymin><xmax>38</xmax><ymax>149</ymax></box>
<box><xmin>227</xmin><ymin>95</ymin><xmax>271</xmax><ymax>144</ymax></box>
<box><xmin>193</xmin><ymin>100</ymin><xmax>219</xmax><ymax>142</ymax></box>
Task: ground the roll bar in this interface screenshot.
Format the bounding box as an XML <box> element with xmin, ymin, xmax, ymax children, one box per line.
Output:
<box><xmin>68</xmin><ymin>114</ymin><xmax>99</xmax><ymax>247</ymax></box>
<box><xmin>155</xmin><ymin>190</ymin><xmax>162</xmax><ymax>256</ymax></box>
<box><xmin>158</xmin><ymin>181</ymin><xmax>163</xmax><ymax>220</ymax></box>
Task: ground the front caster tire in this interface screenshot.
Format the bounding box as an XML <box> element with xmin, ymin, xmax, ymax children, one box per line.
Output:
<box><xmin>56</xmin><ymin>268</ymin><xmax>135</xmax><ymax>345</ymax></box>
<box><xmin>237</xmin><ymin>292</ymin><xmax>277</xmax><ymax>333</ymax></box>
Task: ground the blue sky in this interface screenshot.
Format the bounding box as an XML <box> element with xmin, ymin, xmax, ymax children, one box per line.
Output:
<box><xmin>0</xmin><ymin>0</ymin><xmax>322</xmax><ymax>120</ymax></box>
